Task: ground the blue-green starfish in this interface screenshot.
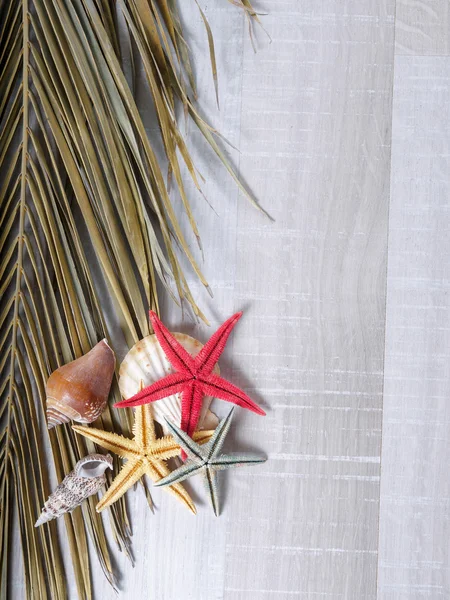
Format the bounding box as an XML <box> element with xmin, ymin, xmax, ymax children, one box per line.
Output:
<box><xmin>154</xmin><ymin>408</ymin><xmax>266</xmax><ymax>515</ymax></box>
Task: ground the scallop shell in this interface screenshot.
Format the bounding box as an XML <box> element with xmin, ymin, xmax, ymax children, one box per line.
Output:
<box><xmin>119</xmin><ymin>333</ymin><xmax>219</xmax><ymax>433</ymax></box>
<box><xmin>35</xmin><ymin>454</ymin><xmax>113</xmax><ymax>526</ymax></box>
<box><xmin>46</xmin><ymin>339</ymin><xmax>115</xmax><ymax>429</ymax></box>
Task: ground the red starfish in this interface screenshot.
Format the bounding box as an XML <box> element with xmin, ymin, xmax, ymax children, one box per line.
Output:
<box><xmin>115</xmin><ymin>311</ymin><xmax>265</xmax><ymax>445</ymax></box>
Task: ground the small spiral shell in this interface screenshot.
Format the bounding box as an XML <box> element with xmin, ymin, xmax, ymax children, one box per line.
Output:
<box><xmin>46</xmin><ymin>340</ymin><xmax>115</xmax><ymax>429</ymax></box>
<box><xmin>35</xmin><ymin>454</ymin><xmax>113</xmax><ymax>526</ymax></box>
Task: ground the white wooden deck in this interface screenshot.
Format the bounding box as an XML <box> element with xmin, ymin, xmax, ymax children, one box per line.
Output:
<box><xmin>30</xmin><ymin>2</ymin><xmax>450</xmax><ymax>598</ymax></box>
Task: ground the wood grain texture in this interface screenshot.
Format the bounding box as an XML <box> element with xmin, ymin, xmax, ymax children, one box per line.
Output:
<box><xmin>91</xmin><ymin>2</ymin><xmax>395</xmax><ymax>597</ymax></box>
<box><xmin>12</xmin><ymin>2</ymin><xmax>404</xmax><ymax>598</ymax></box>
<box><xmin>377</xmin><ymin>56</ymin><xmax>450</xmax><ymax>600</ymax></box>
<box><xmin>395</xmin><ymin>1</ymin><xmax>450</xmax><ymax>56</ymax></box>
<box><xmin>222</xmin><ymin>2</ymin><xmax>394</xmax><ymax>598</ymax></box>
<box><xmin>93</xmin><ymin>1</ymin><xmax>395</xmax><ymax>598</ymax></box>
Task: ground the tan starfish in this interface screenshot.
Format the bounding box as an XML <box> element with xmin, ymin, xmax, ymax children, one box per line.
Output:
<box><xmin>72</xmin><ymin>403</ymin><xmax>213</xmax><ymax>514</ymax></box>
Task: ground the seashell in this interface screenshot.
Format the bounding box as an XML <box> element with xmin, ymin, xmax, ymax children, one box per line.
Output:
<box><xmin>46</xmin><ymin>339</ymin><xmax>115</xmax><ymax>429</ymax></box>
<box><xmin>119</xmin><ymin>333</ymin><xmax>219</xmax><ymax>433</ymax></box>
<box><xmin>35</xmin><ymin>454</ymin><xmax>113</xmax><ymax>526</ymax></box>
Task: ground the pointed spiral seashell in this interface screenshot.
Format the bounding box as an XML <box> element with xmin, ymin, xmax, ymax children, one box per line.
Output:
<box><xmin>118</xmin><ymin>333</ymin><xmax>219</xmax><ymax>433</ymax></box>
<box><xmin>46</xmin><ymin>339</ymin><xmax>115</xmax><ymax>429</ymax></box>
<box><xmin>35</xmin><ymin>454</ymin><xmax>113</xmax><ymax>526</ymax></box>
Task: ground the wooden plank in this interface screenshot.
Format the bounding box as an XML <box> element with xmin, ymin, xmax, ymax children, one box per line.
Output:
<box><xmin>15</xmin><ymin>2</ymin><xmax>396</xmax><ymax>598</ymax></box>
<box><xmin>377</xmin><ymin>56</ymin><xmax>450</xmax><ymax>600</ymax></box>
<box><xmin>221</xmin><ymin>2</ymin><xmax>394</xmax><ymax>598</ymax></box>
<box><xmin>395</xmin><ymin>1</ymin><xmax>450</xmax><ymax>56</ymax></box>
<box><xmin>89</xmin><ymin>2</ymin><xmax>395</xmax><ymax>598</ymax></box>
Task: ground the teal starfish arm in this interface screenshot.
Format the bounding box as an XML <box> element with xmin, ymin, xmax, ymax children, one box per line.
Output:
<box><xmin>154</xmin><ymin>460</ymin><xmax>204</xmax><ymax>487</ymax></box>
<box><xmin>203</xmin><ymin>406</ymin><xmax>235</xmax><ymax>459</ymax></box>
<box><xmin>203</xmin><ymin>467</ymin><xmax>220</xmax><ymax>516</ymax></box>
<box><xmin>156</xmin><ymin>409</ymin><xmax>266</xmax><ymax>515</ymax></box>
<box><xmin>162</xmin><ymin>417</ymin><xmax>204</xmax><ymax>461</ymax></box>
<box><xmin>210</xmin><ymin>454</ymin><xmax>267</xmax><ymax>470</ymax></box>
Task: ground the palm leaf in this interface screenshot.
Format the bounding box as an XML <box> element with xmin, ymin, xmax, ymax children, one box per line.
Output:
<box><xmin>0</xmin><ymin>0</ymin><xmax>260</xmax><ymax>598</ymax></box>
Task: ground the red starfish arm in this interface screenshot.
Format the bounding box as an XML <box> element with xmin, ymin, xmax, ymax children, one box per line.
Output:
<box><xmin>114</xmin><ymin>372</ymin><xmax>188</xmax><ymax>408</ymax></box>
<box><xmin>149</xmin><ymin>311</ymin><xmax>196</xmax><ymax>375</ymax></box>
<box><xmin>200</xmin><ymin>373</ymin><xmax>266</xmax><ymax>416</ymax></box>
<box><xmin>194</xmin><ymin>312</ymin><xmax>243</xmax><ymax>376</ymax></box>
<box><xmin>180</xmin><ymin>383</ymin><xmax>205</xmax><ymax>438</ymax></box>
<box><xmin>177</xmin><ymin>383</ymin><xmax>205</xmax><ymax>461</ymax></box>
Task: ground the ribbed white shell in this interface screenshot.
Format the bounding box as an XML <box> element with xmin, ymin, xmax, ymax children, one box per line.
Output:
<box><xmin>118</xmin><ymin>333</ymin><xmax>219</xmax><ymax>433</ymax></box>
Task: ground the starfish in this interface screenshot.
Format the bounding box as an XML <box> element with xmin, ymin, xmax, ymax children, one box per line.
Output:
<box><xmin>154</xmin><ymin>408</ymin><xmax>266</xmax><ymax>516</ymax></box>
<box><xmin>72</xmin><ymin>403</ymin><xmax>213</xmax><ymax>514</ymax></box>
<box><xmin>115</xmin><ymin>312</ymin><xmax>266</xmax><ymax>448</ymax></box>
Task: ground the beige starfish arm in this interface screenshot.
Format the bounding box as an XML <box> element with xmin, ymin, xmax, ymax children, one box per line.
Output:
<box><xmin>72</xmin><ymin>425</ymin><xmax>139</xmax><ymax>459</ymax></box>
<box><xmin>96</xmin><ymin>459</ymin><xmax>146</xmax><ymax>512</ymax></box>
<box><xmin>146</xmin><ymin>460</ymin><xmax>196</xmax><ymax>515</ymax></box>
<box><xmin>150</xmin><ymin>430</ymin><xmax>216</xmax><ymax>461</ymax></box>
<box><xmin>133</xmin><ymin>404</ymin><xmax>156</xmax><ymax>450</ymax></box>
<box><xmin>150</xmin><ymin>436</ymin><xmax>183</xmax><ymax>460</ymax></box>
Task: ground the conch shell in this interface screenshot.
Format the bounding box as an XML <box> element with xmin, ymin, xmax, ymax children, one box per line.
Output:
<box><xmin>46</xmin><ymin>339</ymin><xmax>115</xmax><ymax>429</ymax></box>
<box><xmin>35</xmin><ymin>454</ymin><xmax>113</xmax><ymax>526</ymax></box>
<box><xmin>119</xmin><ymin>333</ymin><xmax>219</xmax><ymax>433</ymax></box>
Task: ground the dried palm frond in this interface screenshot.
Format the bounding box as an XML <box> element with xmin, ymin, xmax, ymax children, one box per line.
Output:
<box><xmin>0</xmin><ymin>0</ymin><xmax>261</xmax><ymax>598</ymax></box>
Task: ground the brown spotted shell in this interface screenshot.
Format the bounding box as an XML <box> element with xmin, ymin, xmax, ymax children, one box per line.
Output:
<box><xmin>118</xmin><ymin>333</ymin><xmax>219</xmax><ymax>433</ymax></box>
<box><xmin>35</xmin><ymin>454</ymin><xmax>113</xmax><ymax>526</ymax></box>
<box><xmin>46</xmin><ymin>340</ymin><xmax>115</xmax><ymax>429</ymax></box>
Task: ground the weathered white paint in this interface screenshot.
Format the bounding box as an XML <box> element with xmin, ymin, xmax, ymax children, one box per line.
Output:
<box><xmin>96</xmin><ymin>1</ymin><xmax>394</xmax><ymax>598</ymax></box>
<box><xmin>377</xmin><ymin>56</ymin><xmax>450</xmax><ymax>600</ymax></box>
<box><xmin>395</xmin><ymin>0</ymin><xmax>450</xmax><ymax>56</ymax></box>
